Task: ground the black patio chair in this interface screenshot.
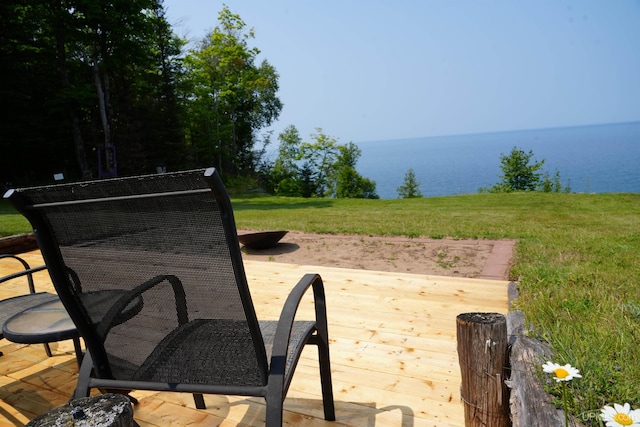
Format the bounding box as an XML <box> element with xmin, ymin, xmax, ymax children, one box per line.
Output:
<box><xmin>5</xmin><ymin>168</ymin><xmax>335</xmax><ymax>426</ymax></box>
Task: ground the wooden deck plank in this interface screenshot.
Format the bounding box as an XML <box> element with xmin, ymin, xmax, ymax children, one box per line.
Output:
<box><xmin>0</xmin><ymin>251</ymin><xmax>508</xmax><ymax>426</ymax></box>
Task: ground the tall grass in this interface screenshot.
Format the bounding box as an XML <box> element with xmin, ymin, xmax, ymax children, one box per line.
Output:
<box><xmin>2</xmin><ymin>192</ymin><xmax>639</xmax><ymax>418</ymax></box>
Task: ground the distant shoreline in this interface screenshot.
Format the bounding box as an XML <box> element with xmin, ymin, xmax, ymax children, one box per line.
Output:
<box><xmin>356</xmin><ymin>121</ymin><xmax>640</xmax><ymax>199</ymax></box>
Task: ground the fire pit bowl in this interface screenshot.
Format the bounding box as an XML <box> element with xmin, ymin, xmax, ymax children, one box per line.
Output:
<box><xmin>238</xmin><ymin>231</ymin><xmax>289</xmax><ymax>250</ymax></box>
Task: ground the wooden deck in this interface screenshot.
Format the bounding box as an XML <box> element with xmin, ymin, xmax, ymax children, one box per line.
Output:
<box><xmin>1</xmin><ymin>251</ymin><xmax>508</xmax><ymax>426</ymax></box>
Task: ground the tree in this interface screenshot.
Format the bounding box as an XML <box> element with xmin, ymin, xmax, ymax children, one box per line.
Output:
<box><xmin>0</xmin><ymin>0</ymin><xmax>77</xmax><ymax>184</ymax></box>
<box><xmin>0</xmin><ymin>0</ymin><xmax>186</xmax><ymax>184</ymax></box>
<box><xmin>64</xmin><ymin>0</ymin><xmax>172</xmax><ymax>177</ymax></box>
<box><xmin>397</xmin><ymin>168</ymin><xmax>422</xmax><ymax>198</ymax></box>
<box><xmin>479</xmin><ymin>148</ymin><xmax>572</xmax><ymax>194</ymax></box>
<box><xmin>269</xmin><ymin>126</ymin><xmax>377</xmax><ymax>198</ymax></box>
<box><xmin>494</xmin><ymin>147</ymin><xmax>544</xmax><ymax>192</ymax></box>
<box><xmin>334</xmin><ymin>143</ymin><xmax>378</xmax><ymax>199</ymax></box>
<box><xmin>298</xmin><ymin>129</ymin><xmax>341</xmax><ymax>197</ymax></box>
<box><xmin>540</xmin><ymin>170</ymin><xmax>571</xmax><ymax>193</ymax></box>
<box><xmin>269</xmin><ymin>125</ymin><xmax>303</xmax><ymax>196</ymax></box>
<box><xmin>113</xmin><ymin>1</ymin><xmax>187</xmax><ymax>174</ymax></box>
<box><xmin>273</xmin><ymin>125</ymin><xmax>302</xmax><ymax>177</ymax></box>
<box><xmin>183</xmin><ymin>6</ymin><xmax>282</xmax><ymax>176</ymax></box>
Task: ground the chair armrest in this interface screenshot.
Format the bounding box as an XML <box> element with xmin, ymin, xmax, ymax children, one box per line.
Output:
<box><xmin>0</xmin><ymin>254</ymin><xmax>47</xmax><ymax>293</ymax></box>
<box><xmin>96</xmin><ymin>274</ymin><xmax>187</xmax><ymax>338</ymax></box>
<box><xmin>269</xmin><ymin>274</ymin><xmax>329</xmax><ymax>389</ymax></box>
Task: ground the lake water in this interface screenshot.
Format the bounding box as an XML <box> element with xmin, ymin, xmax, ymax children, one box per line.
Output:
<box><xmin>355</xmin><ymin>122</ymin><xmax>640</xmax><ymax>199</ymax></box>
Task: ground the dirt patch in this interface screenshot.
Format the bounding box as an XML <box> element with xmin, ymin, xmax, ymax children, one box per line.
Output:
<box><xmin>240</xmin><ymin>230</ymin><xmax>515</xmax><ymax>279</ymax></box>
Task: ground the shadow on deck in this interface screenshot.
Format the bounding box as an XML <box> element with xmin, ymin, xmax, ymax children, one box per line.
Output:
<box><xmin>1</xmin><ymin>251</ymin><xmax>508</xmax><ymax>426</ymax></box>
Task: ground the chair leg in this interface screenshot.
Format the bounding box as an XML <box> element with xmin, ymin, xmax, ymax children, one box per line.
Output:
<box><xmin>74</xmin><ymin>351</ymin><xmax>95</xmax><ymax>399</ymax></box>
<box><xmin>43</xmin><ymin>342</ymin><xmax>53</xmax><ymax>357</ymax></box>
<box><xmin>317</xmin><ymin>338</ymin><xmax>336</xmax><ymax>421</ymax></box>
<box><xmin>72</xmin><ymin>337</ymin><xmax>83</xmax><ymax>368</ymax></box>
<box><xmin>265</xmin><ymin>397</ymin><xmax>283</xmax><ymax>427</ymax></box>
<box><xmin>193</xmin><ymin>393</ymin><xmax>206</xmax><ymax>409</ymax></box>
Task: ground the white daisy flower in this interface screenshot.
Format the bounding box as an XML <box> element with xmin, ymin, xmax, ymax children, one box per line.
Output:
<box><xmin>600</xmin><ymin>403</ymin><xmax>640</xmax><ymax>427</ymax></box>
<box><xmin>542</xmin><ymin>361</ymin><xmax>582</xmax><ymax>382</ymax></box>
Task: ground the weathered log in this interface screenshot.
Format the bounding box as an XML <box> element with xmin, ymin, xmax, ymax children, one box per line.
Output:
<box><xmin>507</xmin><ymin>281</ymin><xmax>520</xmax><ymax>309</ymax></box>
<box><xmin>0</xmin><ymin>233</ymin><xmax>38</xmax><ymax>254</ymax></box>
<box><xmin>506</xmin><ymin>310</ymin><xmax>587</xmax><ymax>427</ymax></box>
<box><xmin>27</xmin><ymin>394</ymin><xmax>134</xmax><ymax>427</ymax></box>
<box><xmin>505</xmin><ymin>331</ymin><xmax>566</xmax><ymax>426</ymax></box>
<box><xmin>457</xmin><ymin>312</ymin><xmax>510</xmax><ymax>427</ymax></box>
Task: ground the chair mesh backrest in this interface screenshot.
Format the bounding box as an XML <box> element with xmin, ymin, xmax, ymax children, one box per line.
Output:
<box><xmin>11</xmin><ymin>169</ymin><xmax>266</xmax><ymax>383</ymax></box>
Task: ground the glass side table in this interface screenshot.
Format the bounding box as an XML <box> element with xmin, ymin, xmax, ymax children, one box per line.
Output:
<box><xmin>2</xmin><ymin>299</ymin><xmax>83</xmax><ymax>365</ymax></box>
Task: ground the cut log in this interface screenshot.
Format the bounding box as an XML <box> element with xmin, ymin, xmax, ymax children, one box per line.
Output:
<box><xmin>457</xmin><ymin>312</ymin><xmax>510</xmax><ymax>427</ymax></box>
<box><xmin>27</xmin><ymin>394</ymin><xmax>134</xmax><ymax>427</ymax></box>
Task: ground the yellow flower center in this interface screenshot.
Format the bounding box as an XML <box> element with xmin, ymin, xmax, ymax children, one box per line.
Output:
<box><xmin>613</xmin><ymin>413</ymin><xmax>633</xmax><ymax>426</ymax></box>
<box><xmin>554</xmin><ymin>368</ymin><xmax>569</xmax><ymax>378</ymax></box>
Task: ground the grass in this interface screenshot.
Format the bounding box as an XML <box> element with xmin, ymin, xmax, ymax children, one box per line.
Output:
<box><xmin>0</xmin><ymin>199</ymin><xmax>34</xmax><ymax>236</ymax></box>
<box><xmin>2</xmin><ymin>192</ymin><xmax>639</xmax><ymax>419</ymax></box>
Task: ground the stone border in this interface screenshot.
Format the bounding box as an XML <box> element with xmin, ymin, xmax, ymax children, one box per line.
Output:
<box><xmin>0</xmin><ymin>233</ymin><xmax>38</xmax><ymax>254</ymax></box>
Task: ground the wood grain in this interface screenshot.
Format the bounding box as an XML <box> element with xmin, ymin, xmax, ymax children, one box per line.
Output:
<box><xmin>1</xmin><ymin>251</ymin><xmax>508</xmax><ymax>426</ymax></box>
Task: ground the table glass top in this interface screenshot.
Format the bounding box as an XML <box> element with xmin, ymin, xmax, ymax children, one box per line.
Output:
<box><xmin>3</xmin><ymin>299</ymin><xmax>75</xmax><ymax>336</ymax></box>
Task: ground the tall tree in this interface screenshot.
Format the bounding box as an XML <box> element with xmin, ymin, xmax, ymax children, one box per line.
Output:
<box><xmin>183</xmin><ymin>5</ymin><xmax>282</xmax><ymax>176</ymax></box>
<box><xmin>298</xmin><ymin>129</ymin><xmax>341</xmax><ymax>197</ymax></box>
<box><xmin>50</xmin><ymin>0</ymin><xmax>93</xmax><ymax>179</ymax></box>
<box><xmin>0</xmin><ymin>0</ymin><xmax>75</xmax><ymax>184</ymax></box>
<box><xmin>70</xmin><ymin>0</ymin><xmax>174</xmax><ymax>176</ymax></box>
<box><xmin>0</xmin><ymin>0</ymin><xmax>186</xmax><ymax>184</ymax></box>
<box><xmin>104</xmin><ymin>0</ymin><xmax>186</xmax><ymax>174</ymax></box>
<box><xmin>267</xmin><ymin>125</ymin><xmax>303</xmax><ymax>195</ymax></box>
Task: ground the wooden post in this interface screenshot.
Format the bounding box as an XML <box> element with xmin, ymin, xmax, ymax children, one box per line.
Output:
<box><xmin>457</xmin><ymin>312</ymin><xmax>510</xmax><ymax>427</ymax></box>
<box><xmin>27</xmin><ymin>394</ymin><xmax>134</xmax><ymax>427</ymax></box>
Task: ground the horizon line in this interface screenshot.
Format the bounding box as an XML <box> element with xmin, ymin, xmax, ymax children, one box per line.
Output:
<box><xmin>355</xmin><ymin>120</ymin><xmax>640</xmax><ymax>145</ymax></box>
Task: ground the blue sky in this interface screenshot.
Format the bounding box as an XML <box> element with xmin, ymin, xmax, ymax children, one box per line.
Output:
<box><xmin>163</xmin><ymin>1</ymin><xmax>640</xmax><ymax>143</ymax></box>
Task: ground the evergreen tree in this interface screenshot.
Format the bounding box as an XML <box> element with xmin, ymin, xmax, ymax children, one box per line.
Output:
<box><xmin>488</xmin><ymin>146</ymin><xmax>545</xmax><ymax>192</ymax></box>
<box><xmin>397</xmin><ymin>168</ymin><xmax>422</xmax><ymax>198</ymax></box>
<box><xmin>539</xmin><ymin>169</ymin><xmax>571</xmax><ymax>193</ymax></box>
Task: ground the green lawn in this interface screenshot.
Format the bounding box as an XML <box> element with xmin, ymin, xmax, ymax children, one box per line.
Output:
<box><xmin>2</xmin><ymin>192</ymin><xmax>639</xmax><ymax>419</ymax></box>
